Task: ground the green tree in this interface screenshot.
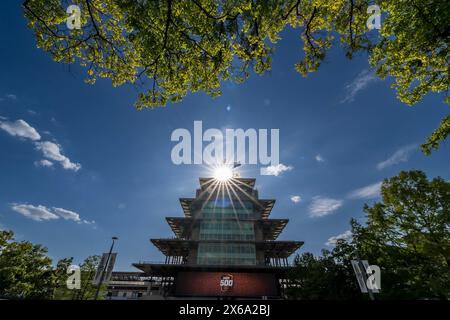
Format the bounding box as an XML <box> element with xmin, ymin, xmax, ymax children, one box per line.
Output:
<box><xmin>23</xmin><ymin>0</ymin><xmax>282</xmax><ymax>108</ymax></box>
<box><xmin>52</xmin><ymin>257</ymin><xmax>75</xmax><ymax>299</ymax></box>
<box><xmin>49</xmin><ymin>255</ymin><xmax>108</xmax><ymax>300</ymax></box>
<box><xmin>288</xmin><ymin>246</ymin><xmax>361</xmax><ymax>300</ymax></box>
<box><xmin>289</xmin><ymin>170</ymin><xmax>450</xmax><ymax>300</ymax></box>
<box><xmin>0</xmin><ymin>230</ymin><xmax>56</xmax><ymax>299</ymax></box>
<box><xmin>422</xmin><ymin>115</ymin><xmax>450</xmax><ymax>155</ymax></box>
<box><xmin>353</xmin><ymin>170</ymin><xmax>450</xmax><ymax>299</ymax></box>
<box><xmin>23</xmin><ymin>1</ymin><xmax>449</xmax><ymax>151</ymax></box>
<box><xmin>73</xmin><ymin>255</ymin><xmax>107</xmax><ymax>300</ymax></box>
<box><xmin>0</xmin><ymin>231</ymin><xmax>108</xmax><ymax>300</ymax></box>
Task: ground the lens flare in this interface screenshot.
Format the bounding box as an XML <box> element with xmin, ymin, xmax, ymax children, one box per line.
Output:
<box><xmin>214</xmin><ymin>166</ymin><xmax>233</xmax><ymax>182</ymax></box>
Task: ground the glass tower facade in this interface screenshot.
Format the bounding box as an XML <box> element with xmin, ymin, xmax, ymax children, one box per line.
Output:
<box><xmin>136</xmin><ymin>176</ymin><xmax>304</xmax><ymax>298</ymax></box>
<box><xmin>197</xmin><ymin>197</ymin><xmax>256</xmax><ymax>265</ymax></box>
<box><xmin>197</xmin><ymin>242</ymin><xmax>256</xmax><ymax>265</ymax></box>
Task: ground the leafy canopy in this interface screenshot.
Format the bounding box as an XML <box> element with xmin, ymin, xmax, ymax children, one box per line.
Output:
<box><xmin>0</xmin><ymin>230</ymin><xmax>66</xmax><ymax>299</ymax></box>
<box><xmin>289</xmin><ymin>170</ymin><xmax>450</xmax><ymax>299</ymax></box>
<box><xmin>23</xmin><ymin>0</ymin><xmax>449</xmax><ymax>148</ymax></box>
<box><xmin>0</xmin><ymin>230</ymin><xmax>105</xmax><ymax>300</ymax></box>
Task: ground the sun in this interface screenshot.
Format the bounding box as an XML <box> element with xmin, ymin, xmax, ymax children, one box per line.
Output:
<box><xmin>213</xmin><ymin>166</ymin><xmax>233</xmax><ymax>182</ymax></box>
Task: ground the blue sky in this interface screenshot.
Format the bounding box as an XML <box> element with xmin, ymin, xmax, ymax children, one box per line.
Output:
<box><xmin>0</xmin><ymin>3</ymin><xmax>449</xmax><ymax>270</ymax></box>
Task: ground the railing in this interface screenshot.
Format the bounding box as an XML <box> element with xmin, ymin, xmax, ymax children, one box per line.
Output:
<box><xmin>135</xmin><ymin>260</ymin><xmax>186</xmax><ymax>265</ymax></box>
<box><xmin>135</xmin><ymin>261</ymin><xmax>293</xmax><ymax>267</ymax></box>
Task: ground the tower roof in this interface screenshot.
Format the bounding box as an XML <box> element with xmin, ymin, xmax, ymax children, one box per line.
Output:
<box><xmin>258</xmin><ymin>199</ymin><xmax>275</xmax><ymax>219</ymax></box>
<box><xmin>199</xmin><ymin>177</ymin><xmax>256</xmax><ymax>190</ymax></box>
<box><xmin>178</xmin><ymin>197</ymin><xmax>276</xmax><ymax>218</ymax></box>
<box><xmin>179</xmin><ymin>198</ymin><xmax>194</xmax><ymax>217</ymax></box>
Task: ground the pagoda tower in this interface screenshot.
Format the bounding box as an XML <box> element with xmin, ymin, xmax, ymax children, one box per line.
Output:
<box><xmin>133</xmin><ymin>176</ymin><xmax>303</xmax><ymax>298</ymax></box>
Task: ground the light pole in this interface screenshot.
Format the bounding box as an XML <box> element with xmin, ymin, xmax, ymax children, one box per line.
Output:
<box><xmin>94</xmin><ymin>236</ymin><xmax>118</xmax><ymax>300</ymax></box>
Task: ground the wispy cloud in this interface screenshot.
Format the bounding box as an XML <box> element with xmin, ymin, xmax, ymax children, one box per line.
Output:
<box><xmin>11</xmin><ymin>204</ymin><xmax>59</xmax><ymax>222</ymax></box>
<box><xmin>315</xmin><ymin>154</ymin><xmax>325</xmax><ymax>162</ymax></box>
<box><xmin>34</xmin><ymin>159</ymin><xmax>54</xmax><ymax>168</ymax></box>
<box><xmin>0</xmin><ymin>118</ymin><xmax>81</xmax><ymax>171</ymax></box>
<box><xmin>290</xmin><ymin>195</ymin><xmax>302</xmax><ymax>203</ymax></box>
<box><xmin>325</xmin><ymin>230</ymin><xmax>353</xmax><ymax>246</ymax></box>
<box><xmin>52</xmin><ymin>207</ymin><xmax>82</xmax><ymax>222</ymax></box>
<box><xmin>0</xmin><ymin>119</ymin><xmax>41</xmax><ymax>141</ymax></box>
<box><xmin>260</xmin><ymin>163</ymin><xmax>293</xmax><ymax>176</ymax></box>
<box><xmin>35</xmin><ymin>141</ymin><xmax>81</xmax><ymax>172</ymax></box>
<box><xmin>348</xmin><ymin>181</ymin><xmax>382</xmax><ymax>199</ymax></box>
<box><xmin>377</xmin><ymin>144</ymin><xmax>417</xmax><ymax>170</ymax></box>
<box><xmin>11</xmin><ymin>203</ymin><xmax>93</xmax><ymax>224</ymax></box>
<box><xmin>0</xmin><ymin>93</ymin><xmax>18</xmax><ymax>102</ymax></box>
<box><xmin>341</xmin><ymin>69</ymin><xmax>378</xmax><ymax>103</ymax></box>
<box><xmin>309</xmin><ymin>196</ymin><xmax>343</xmax><ymax>218</ymax></box>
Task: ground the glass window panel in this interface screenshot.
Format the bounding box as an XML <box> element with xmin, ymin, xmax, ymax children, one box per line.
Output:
<box><xmin>197</xmin><ymin>243</ymin><xmax>256</xmax><ymax>265</ymax></box>
<box><xmin>199</xmin><ymin>221</ymin><xmax>254</xmax><ymax>241</ymax></box>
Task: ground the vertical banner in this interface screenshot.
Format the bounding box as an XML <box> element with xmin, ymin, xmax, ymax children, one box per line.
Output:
<box><xmin>104</xmin><ymin>253</ymin><xmax>117</xmax><ymax>283</ymax></box>
<box><xmin>92</xmin><ymin>253</ymin><xmax>117</xmax><ymax>285</ymax></box>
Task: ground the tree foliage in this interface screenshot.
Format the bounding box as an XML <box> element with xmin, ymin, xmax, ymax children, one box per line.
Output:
<box><xmin>23</xmin><ymin>0</ymin><xmax>285</xmax><ymax>108</ymax></box>
<box><xmin>0</xmin><ymin>230</ymin><xmax>66</xmax><ymax>299</ymax></box>
<box><xmin>52</xmin><ymin>257</ymin><xmax>76</xmax><ymax>299</ymax></box>
<box><xmin>353</xmin><ymin>170</ymin><xmax>450</xmax><ymax>298</ymax></box>
<box><xmin>289</xmin><ymin>170</ymin><xmax>450</xmax><ymax>299</ymax></box>
<box><xmin>0</xmin><ymin>230</ymin><xmax>106</xmax><ymax>300</ymax></box>
<box><xmin>72</xmin><ymin>255</ymin><xmax>107</xmax><ymax>300</ymax></box>
<box><xmin>23</xmin><ymin>0</ymin><xmax>449</xmax><ymax>150</ymax></box>
<box><xmin>421</xmin><ymin>114</ymin><xmax>450</xmax><ymax>155</ymax></box>
<box><xmin>23</xmin><ymin>0</ymin><xmax>450</xmax><ymax>153</ymax></box>
<box><xmin>54</xmin><ymin>254</ymin><xmax>107</xmax><ymax>300</ymax></box>
<box><xmin>287</xmin><ymin>247</ymin><xmax>361</xmax><ymax>300</ymax></box>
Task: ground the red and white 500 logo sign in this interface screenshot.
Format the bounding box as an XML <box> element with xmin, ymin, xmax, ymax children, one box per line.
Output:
<box><xmin>220</xmin><ymin>274</ymin><xmax>234</xmax><ymax>292</ymax></box>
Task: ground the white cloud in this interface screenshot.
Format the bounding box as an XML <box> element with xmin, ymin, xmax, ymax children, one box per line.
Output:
<box><xmin>377</xmin><ymin>144</ymin><xmax>417</xmax><ymax>170</ymax></box>
<box><xmin>34</xmin><ymin>159</ymin><xmax>54</xmax><ymax>168</ymax></box>
<box><xmin>52</xmin><ymin>207</ymin><xmax>81</xmax><ymax>222</ymax></box>
<box><xmin>35</xmin><ymin>141</ymin><xmax>81</xmax><ymax>171</ymax></box>
<box><xmin>0</xmin><ymin>117</ymin><xmax>81</xmax><ymax>172</ymax></box>
<box><xmin>11</xmin><ymin>204</ymin><xmax>59</xmax><ymax>222</ymax></box>
<box><xmin>260</xmin><ymin>163</ymin><xmax>293</xmax><ymax>176</ymax></box>
<box><xmin>11</xmin><ymin>203</ymin><xmax>92</xmax><ymax>224</ymax></box>
<box><xmin>290</xmin><ymin>195</ymin><xmax>302</xmax><ymax>203</ymax></box>
<box><xmin>309</xmin><ymin>196</ymin><xmax>343</xmax><ymax>217</ymax></box>
<box><xmin>0</xmin><ymin>119</ymin><xmax>41</xmax><ymax>141</ymax></box>
<box><xmin>348</xmin><ymin>181</ymin><xmax>382</xmax><ymax>199</ymax></box>
<box><xmin>315</xmin><ymin>154</ymin><xmax>325</xmax><ymax>162</ymax></box>
<box><xmin>326</xmin><ymin>230</ymin><xmax>353</xmax><ymax>246</ymax></box>
<box><xmin>341</xmin><ymin>69</ymin><xmax>378</xmax><ymax>103</ymax></box>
